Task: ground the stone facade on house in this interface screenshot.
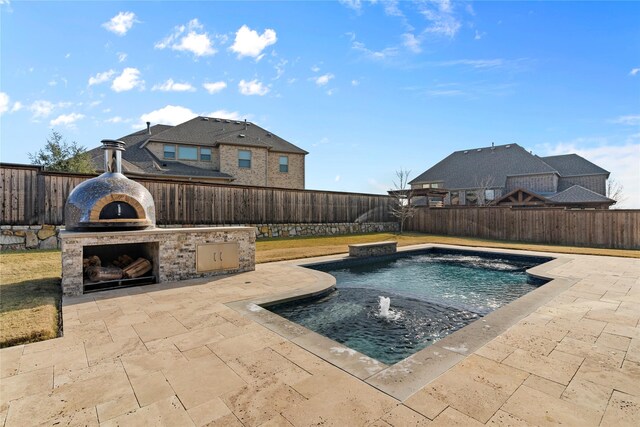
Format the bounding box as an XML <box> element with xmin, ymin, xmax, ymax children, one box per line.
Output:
<box><xmin>219</xmin><ymin>145</ymin><xmax>268</xmax><ymax>187</ymax></box>
<box><xmin>267</xmin><ymin>152</ymin><xmax>305</xmax><ymax>189</ymax></box>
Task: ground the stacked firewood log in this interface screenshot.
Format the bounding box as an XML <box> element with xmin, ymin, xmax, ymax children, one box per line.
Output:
<box><xmin>83</xmin><ymin>254</ymin><xmax>153</xmax><ymax>282</ymax></box>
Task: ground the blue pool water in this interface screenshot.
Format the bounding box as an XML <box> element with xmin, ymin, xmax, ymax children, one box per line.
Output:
<box><xmin>268</xmin><ymin>249</ymin><xmax>551</xmax><ymax>364</ymax></box>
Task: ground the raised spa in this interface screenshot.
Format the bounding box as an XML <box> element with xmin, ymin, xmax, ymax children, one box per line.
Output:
<box><xmin>268</xmin><ymin>248</ymin><xmax>552</xmax><ymax>365</ymax></box>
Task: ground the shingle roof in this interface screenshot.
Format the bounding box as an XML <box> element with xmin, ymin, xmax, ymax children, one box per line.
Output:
<box><xmin>147</xmin><ymin>116</ymin><xmax>308</xmax><ymax>154</ymax></box>
<box><xmin>409</xmin><ymin>143</ymin><xmax>557</xmax><ymax>189</ymax></box>
<box><xmin>546</xmin><ymin>185</ymin><xmax>615</xmax><ymax>204</ymax></box>
<box><xmin>541</xmin><ymin>154</ymin><xmax>609</xmax><ymax>177</ymax></box>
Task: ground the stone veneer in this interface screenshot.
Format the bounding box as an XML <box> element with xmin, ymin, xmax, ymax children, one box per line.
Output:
<box><xmin>348</xmin><ymin>241</ymin><xmax>398</xmax><ymax>257</ymax></box>
<box><xmin>0</xmin><ymin>222</ymin><xmax>399</xmax><ymax>251</ymax></box>
<box><xmin>59</xmin><ymin>226</ymin><xmax>255</xmax><ymax>296</ymax></box>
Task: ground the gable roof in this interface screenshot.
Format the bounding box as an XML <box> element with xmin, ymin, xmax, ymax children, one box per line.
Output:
<box><xmin>541</xmin><ymin>154</ymin><xmax>609</xmax><ymax>177</ymax></box>
<box><xmin>145</xmin><ymin>116</ymin><xmax>308</xmax><ymax>154</ymax></box>
<box><xmin>546</xmin><ymin>185</ymin><xmax>615</xmax><ymax>205</ymax></box>
<box><xmin>409</xmin><ymin>143</ymin><xmax>557</xmax><ymax>189</ymax></box>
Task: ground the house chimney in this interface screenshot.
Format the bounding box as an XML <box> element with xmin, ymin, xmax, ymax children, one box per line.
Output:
<box><xmin>491</xmin><ymin>142</ymin><xmax>495</xmax><ymax>150</ymax></box>
<box><xmin>101</xmin><ymin>139</ymin><xmax>126</xmax><ymax>174</ymax></box>
<box><xmin>244</xmin><ymin>119</ymin><xmax>247</xmax><ymax>130</ymax></box>
<box><xmin>146</xmin><ymin>121</ymin><xmax>151</xmax><ymax>135</ymax></box>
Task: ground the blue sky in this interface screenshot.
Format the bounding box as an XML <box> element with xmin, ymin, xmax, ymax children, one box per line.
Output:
<box><xmin>1</xmin><ymin>1</ymin><xmax>639</xmax><ymax>207</ymax></box>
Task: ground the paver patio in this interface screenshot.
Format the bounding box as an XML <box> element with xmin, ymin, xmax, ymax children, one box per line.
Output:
<box><xmin>1</xmin><ymin>244</ymin><xmax>639</xmax><ymax>426</ymax></box>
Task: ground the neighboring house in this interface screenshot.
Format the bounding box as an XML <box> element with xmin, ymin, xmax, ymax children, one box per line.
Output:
<box><xmin>88</xmin><ymin>116</ymin><xmax>308</xmax><ymax>189</ymax></box>
<box><xmin>408</xmin><ymin>143</ymin><xmax>615</xmax><ymax>209</ymax></box>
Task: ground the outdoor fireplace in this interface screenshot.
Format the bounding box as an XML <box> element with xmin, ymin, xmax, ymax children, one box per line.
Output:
<box><xmin>59</xmin><ymin>139</ymin><xmax>255</xmax><ymax>296</ymax></box>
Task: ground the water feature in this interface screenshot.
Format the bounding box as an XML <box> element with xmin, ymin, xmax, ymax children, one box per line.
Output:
<box><xmin>268</xmin><ymin>248</ymin><xmax>551</xmax><ymax>365</ymax></box>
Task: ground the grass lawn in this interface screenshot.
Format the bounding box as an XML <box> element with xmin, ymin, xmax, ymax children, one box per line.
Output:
<box><xmin>1</xmin><ymin>232</ymin><xmax>638</xmax><ymax>347</ymax></box>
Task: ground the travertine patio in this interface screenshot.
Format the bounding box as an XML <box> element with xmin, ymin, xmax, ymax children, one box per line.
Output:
<box><xmin>1</xmin><ymin>244</ymin><xmax>639</xmax><ymax>426</ymax></box>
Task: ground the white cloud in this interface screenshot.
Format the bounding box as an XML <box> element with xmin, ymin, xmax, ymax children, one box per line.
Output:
<box><xmin>49</xmin><ymin>112</ymin><xmax>85</xmax><ymax>127</ymax></box>
<box><xmin>274</xmin><ymin>59</ymin><xmax>288</xmax><ymax>79</ymax></box>
<box><xmin>139</xmin><ymin>105</ymin><xmax>199</xmax><ymax>127</ymax></box>
<box><xmin>207</xmin><ymin>109</ymin><xmax>242</xmax><ymax>120</ymax></box>
<box><xmin>434</xmin><ymin>59</ymin><xmax>506</xmax><ymax>69</ymax></box>
<box><xmin>402</xmin><ymin>33</ymin><xmax>421</xmax><ymax>53</ymax></box>
<box><xmin>238</xmin><ymin>79</ymin><xmax>269</xmax><ymax>96</ymax></box>
<box><xmin>65</xmin><ymin>53</ymin><xmax>71</xmax><ymax>59</ymax></box>
<box><xmin>152</xmin><ymin>79</ymin><xmax>195</xmax><ymax>92</ymax></box>
<box><xmin>111</xmin><ymin>68</ymin><xmax>144</xmax><ymax>92</ymax></box>
<box><xmin>155</xmin><ymin>19</ymin><xmax>216</xmax><ymax>57</ymax></box>
<box><xmin>540</xmin><ymin>138</ymin><xmax>640</xmax><ymax>209</ymax></box>
<box><xmin>351</xmin><ymin>79</ymin><xmax>360</xmax><ymax>86</ymax></box>
<box><xmin>418</xmin><ymin>0</ymin><xmax>461</xmax><ymax>38</ymax></box>
<box><xmin>102</xmin><ymin>11</ymin><xmax>138</xmax><ymax>36</ymax></box>
<box><xmin>629</xmin><ymin>68</ymin><xmax>640</xmax><ymax>76</ymax></box>
<box><xmin>88</xmin><ymin>69</ymin><xmax>116</xmax><ymax>86</ymax></box>
<box><xmin>117</xmin><ymin>52</ymin><xmax>127</xmax><ymax>63</ymax></box>
<box><xmin>29</xmin><ymin>100</ymin><xmax>55</xmax><ymax>118</ymax></box>
<box><xmin>11</xmin><ymin>101</ymin><xmax>23</xmax><ymax>112</ymax></box>
<box><xmin>474</xmin><ymin>30</ymin><xmax>486</xmax><ymax>40</ymax></box>
<box><xmin>105</xmin><ymin>116</ymin><xmax>125</xmax><ymax>123</ymax></box>
<box><xmin>230</xmin><ymin>25</ymin><xmax>277</xmax><ymax>59</ymax></box>
<box><xmin>612</xmin><ymin>114</ymin><xmax>640</xmax><ymax>126</ymax></box>
<box><xmin>311</xmin><ymin>65</ymin><xmax>321</xmax><ymax>73</ymax></box>
<box><xmin>314</xmin><ymin>73</ymin><xmax>334</xmax><ymax>86</ymax></box>
<box><xmin>0</xmin><ymin>92</ymin><xmax>9</xmax><ymax>115</ymax></box>
<box><xmin>203</xmin><ymin>81</ymin><xmax>227</xmax><ymax>94</ymax></box>
<box><xmin>339</xmin><ymin>0</ymin><xmax>362</xmax><ymax>12</ymax></box>
<box><xmin>335</xmin><ymin>175</ymin><xmax>341</xmax><ymax>182</ymax></box>
<box><xmin>352</xmin><ymin>40</ymin><xmax>399</xmax><ymax>61</ymax></box>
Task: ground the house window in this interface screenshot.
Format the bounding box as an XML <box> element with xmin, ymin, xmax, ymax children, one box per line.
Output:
<box><xmin>200</xmin><ymin>148</ymin><xmax>212</xmax><ymax>161</ymax></box>
<box><xmin>466</xmin><ymin>190</ymin><xmax>478</xmax><ymax>206</ymax></box>
<box><xmin>279</xmin><ymin>156</ymin><xmax>288</xmax><ymax>173</ymax></box>
<box><xmin>422</xmin><ymin>183</ymin><xmax>441</xmax><ymax>189</ymax></box>
<box><xmin>238</xmin><ymin>150</ymin><xmax>251</xmax><ymax>168</ymax></box>
<box><xmin>484</xmin><ymin>189</ymin><xmax>495</xmax><ymax>201</ymax></box>
<box><xmin>178</xmin><ymin>146</ymin><xmax>198</xmax><ymax>161</ymax></box>
<box><xmin>163</xmin><ymin>145</ymin><xmax>176</xmax><ymax>159</ymax></box>
<box><xmin>450</xmin><ymin>191</ymin><xmax>460</xmax><ymax>205</ymax></box>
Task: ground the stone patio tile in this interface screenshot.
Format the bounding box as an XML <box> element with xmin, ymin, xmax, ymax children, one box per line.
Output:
<box><xmin>548</xmin><ymin>317</ymin><xmax>607</xmax><ymax>341</ymax></box>
<box><xmin>186</xmin><ymin>397</ymin><xmax>232</xmax><ymax>427</ymax></box>
<box><xmin>603</xmin><ymin>322</ymin><xmax>640</xmax><ymax>340</ymax></box>
<box><xmin>475</xmin><ymin>340</ymin><xmax>516</xmax><ymax>363</ymax></box>
<box><xmin>574</xmin><ymin>358</ymin><xmax>640</xmax><ymax>396</ymax></box>
<box><xmin>403</xmin><ymin>388</ymin><xmax>448</xmax><ymax>420</ymax></box>
<box><xmin>600</xmin><ymin>390</ymin><xmax>640</xmax><ymax>426</ymax></box>
<box><xmin>101</xmin><ymin>395</ymin><xmax>195</xmax><ymax>427</ymax></box>
<box><xmin>77</xmin><ymin>306</ymin><xmax>122</xmax><ymax>323</ymax></box>
<box><xmin>597</xmin><ymin>331</ymin><xmax>632</xmax><ymax>351</ymax></box>
<box><xmin>107</xmin><ymin>324</ymin><xmax>140</xmax><ymax>341</ymax></box>
<box><xmin>487</xmin><ymin>409</ymin><xmax>534</xmax><ymax>426</ymax></box>
<box><xmin>222</xmin><ymin>379</ymin><xmax>306</xmax><ymax>427</ymax></box>
<box><xmin>62</xmin><ymin>319</ymin><xmax>113</xmax><ymax>344</ymax></box>
<box><xmin>493</xmin><ymin>330</ymin><xmax>558</xmax><ymax>356</ymax></box>
<box><xmin>453</xmin><ymin>354</ymin><xmax>529</xmax><ymax>393</ymax></box>
<box><xmin>121</xmin><ymin>347</ymin><xmax>186</xmax><ymax>379</ymax></box>
<box><xmin>214</xmin><ymin>320</ymin><xmax>265</xmax><ymax>338</ymax></box>
<box><xmin>586</xmin><ymin>309</ymin><xmax>639</xmax><ymax>327</ymax></box>
<box><xmin>228</xmin><ymin>347</ymin><xmax>309</xmax><ymax>385</ymax></box>
<box><xmin>208</xmin><ymin>329</ymin><xmax>286</xmax><ymax>362</ymax></box>
<box><xmin>260</xmin><ymin>413</ymin><xmax>295</xmax><ymax>426</ymax></box>
<box><xmin>160</xmin><ymin>325</ymin><xmax>226</xmax><ymax>352</ymax></box>
<box><xmin>270</xmin><ymin>340</ymin><xmax>336</xmax><ymax>375</ymax></box>
<box><xmin>561</xmin><ymin>377</ymin><xmax>612</xmax><ymax>417</ymax></box>
<box><xmin>54</xmin><ymin>359</ymin><xmax>123</xmax><ymax>388</ymax></box>
<box><xmin>0</xmin><ymin>366</ymin><xmax>52</xmax><ymax>408</ymax></box>
<box><xmin>182</xmin><ymin>345</ymin><xmax>213</xmax><ymax>360</ymax></box>
<box><xmin>131</xmin><ymin>314</ymin><xmax>189</xmax><ymax>343</ymax></box>
<box><xmin>429</xmin><ymin>407</ymin><xmax>484</xmax><ymax>427</ymax></box>
<box><xmin>85</xmin><ymin>337</ymin><xmax>147</xmax><ymax>366</ymax></box>
<box><xmin>379</xmin><ymin>404</ymin><xmax>431</xmax><ymax>426</ymax></box>
<box><xmin>281</xmin><ymin>377</ymin><xmax>397</xmax><ymax>427</ymax></box>
<box><xmin>522</xmin><ymin>374</ymin><xmax>566</xmax><ymax>398</ymax></box>
<box><xmin>129</xmin><ymin>370</ymin><xmax>175</xmax><ymax>407</ymax></box>
<box><xmin>96</xmin><ymin>390</ymin><xmax>139</xmax><ymax>423</ymax></box>
<box><xmin>162</xmin><ymin>354</ymin><xmax>245</xmax><ymax>409</ymax></box>
<box><xmin>290</xmin><ymin>369</ymin><xmax>358</xmax><ymax>400</ymax></box>
<box><xmin>554</xmin><ymin>336</ymin><xmax>625</xmax><ymax>368</ymax></box>
<box><xmin>627</xmin><ymin>338</ymin><xmax>640</xmax><ymax>363</ymax></box>
<box><xmin>20</xmin><ymin>335</ymin><xmax>82</xmax><ymax>355</ymax></box>
<box><xmin>18</xmin><ymin>342</ymin><xmax>87</xmax><ymax>374</ymax></box>
<box><xmin>173</xmin><ymin>310</ymin><xmax>227</xmax><ymax>330</ymax></box>
<box><xmin>0</xmin><ymin>345</ymin><xmax>23</xmax><ymax>378</ymax></box>
<box><xmin>502</xmin><ymin>348</ymin><xmax>583</xmax><ymax>385</ymax></box>
<box><xmin>501</xmin><ymin>385</ymin><xmax>601</xmax><ymax>426</ymax></box>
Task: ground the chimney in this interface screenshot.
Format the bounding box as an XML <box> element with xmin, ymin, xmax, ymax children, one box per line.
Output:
<box><xmin>146</xmin><ymin>121</ymin><xmax>151</xmax><ymax>135</ymax></box>
<box><xmin>491</xmin><ymin>142</ymin><xmax>495</xmax><ymax>150</ymax></box>
<box><xmin>101</xmin><ymin>139</ymin><xmax>126</xmax><ymax>174</ymax></box>
<box><xmin>244</xmin><ymin>119</ymin><xmax>247</xmax><ymax>130</ymax></box>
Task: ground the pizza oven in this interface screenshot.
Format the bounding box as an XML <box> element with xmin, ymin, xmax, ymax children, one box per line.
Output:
<box><xmin>64</xmin><ymin>139</ymin><xmax>155</xmax><ymax>231</ymax></box>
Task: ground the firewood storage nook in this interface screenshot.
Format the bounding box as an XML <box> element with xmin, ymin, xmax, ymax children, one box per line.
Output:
<box><xmin>59</xmin><ymin>139</ymin><xmax>255</xmax><ymax>296</ymax></box>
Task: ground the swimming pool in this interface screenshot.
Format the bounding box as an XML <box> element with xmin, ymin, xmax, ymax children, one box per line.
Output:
<box><xmin>268</xmin><ymin>248</ymin><xmax>551</xmax><ymax>365</ymax></box>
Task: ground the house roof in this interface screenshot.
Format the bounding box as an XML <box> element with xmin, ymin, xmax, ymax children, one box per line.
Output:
<box><xmin>146</xmin><ymin>116</ymin><xmax>308</xmax><ymax>154</ymax></box>
<box><xmin>541</xmin><ymin>154</ymin><xmax>609</xmax><ymax>177</ymax></box>
<box><xmin>546</xmin><ymin>185</ymin><xmax>615</xmax><ymax>205</ymax></box>
<box><xmin>409</xmin><ymin>143</ymin><xmax>557</xmax><ymax>189</ymax></box>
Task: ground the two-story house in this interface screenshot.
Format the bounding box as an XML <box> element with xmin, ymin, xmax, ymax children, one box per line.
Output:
<box><xmin>88</xmin><ymin>116</ymin><xmax>308</xmax><ymax>189</ymax></box>
<box><xmin>408</xmin><ymin>143</ymin><xmax>615</xmax><ymax>209</ymax></box>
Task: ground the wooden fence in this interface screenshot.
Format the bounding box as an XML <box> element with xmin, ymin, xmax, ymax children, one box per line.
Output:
<box><xmin>0</xmin><ymin>164</ymin><xmax>395</xmax><ymax>225</ymax></box>
<box><xmin>407</xmin><ymin>207</ymin><xmax>640</xmax><ymax>249</ymax></box>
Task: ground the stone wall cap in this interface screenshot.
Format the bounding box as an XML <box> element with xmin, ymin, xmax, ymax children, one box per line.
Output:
<box><xmin>348</xmin><ymin>241</ymin><xmax>398</xmax><ymax>248</ymax></box>
<box><xmin>59</xmin><ymin>226</ymin><xmax>255</xmax><ymax>239</ymax></box>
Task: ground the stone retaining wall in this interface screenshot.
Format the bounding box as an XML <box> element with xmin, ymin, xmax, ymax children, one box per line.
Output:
<box><xmin>0</xmin><ymin>222</ymin><xmax>399</xmax><ymax>251</ymax></box>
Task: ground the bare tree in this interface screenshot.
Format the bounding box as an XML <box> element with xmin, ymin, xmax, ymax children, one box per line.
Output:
<box><xmin>389</xmin><ymin>169</ymin><xmax>417</xmax><ymax>234</ymax></box>
<box><xmin>606</xmin><ymin>177</ymin><xmax>626</xmax><ymax>206</ymax></box>
<box><xmin>474</xmin><ymin>175</ymin><xmax>497</xmax><ymax>206</ymax></box>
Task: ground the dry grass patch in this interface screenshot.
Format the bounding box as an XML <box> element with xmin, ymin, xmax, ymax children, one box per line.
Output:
<box><xmin>0</xmin><ymin>250</ymin><xmax>61</xmax><ymax>348</ymax></box>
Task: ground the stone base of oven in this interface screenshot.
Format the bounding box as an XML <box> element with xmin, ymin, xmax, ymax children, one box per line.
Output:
<box><xmin>60</xmin><ymin>227</ymin><xmax>255</xmax><ymax>296</ymax></box>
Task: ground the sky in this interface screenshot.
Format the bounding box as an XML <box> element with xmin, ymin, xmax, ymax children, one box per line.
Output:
<box><xmin>1</xmin><ymin>0</ymin><xmax>639</xmax><ymax>207</ymax></box>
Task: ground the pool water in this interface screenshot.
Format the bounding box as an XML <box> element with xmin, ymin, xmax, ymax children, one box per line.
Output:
<box><xmin>268</xmin><ymin>249</ymin><xmax>550</xmax><ymax>365</ymax></box>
